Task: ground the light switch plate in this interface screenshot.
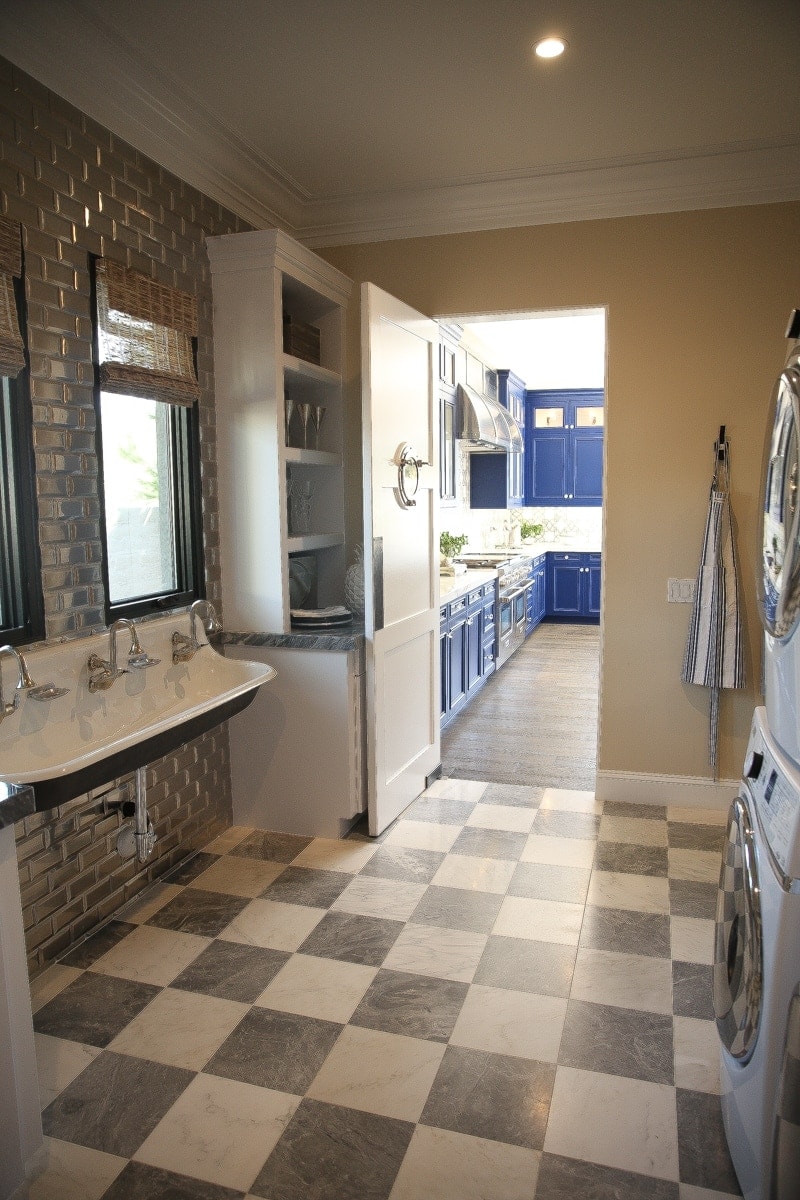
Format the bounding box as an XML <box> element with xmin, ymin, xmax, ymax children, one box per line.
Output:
<box><xmin>667</xmin><ymin>578</ymin><xmax>696</xmax><ymax>603</ymax></box>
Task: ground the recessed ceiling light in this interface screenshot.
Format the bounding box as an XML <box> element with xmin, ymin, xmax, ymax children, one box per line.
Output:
<box><xmin>534</xmin><ymin>36</ymin><xmax>567</xmax><ymax>59</ymax></box>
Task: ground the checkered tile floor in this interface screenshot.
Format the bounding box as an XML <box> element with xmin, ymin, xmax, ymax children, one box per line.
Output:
<box><xmin>25</xmin><ymin>780</ymin><xmax>742</xmax><ymax>1199</ymax></box>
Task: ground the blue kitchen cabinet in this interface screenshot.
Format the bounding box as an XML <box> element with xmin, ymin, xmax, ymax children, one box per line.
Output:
<box><xmin>526</xmin><ymin>554</ymin><xmax>547</xmax><ymax>633</ymax></box>
<box><xmin>526</xmin><ymin>389</ymin><xmax>604</xmax><ymax>506</ymax></box>
<box><xmin>547</xmin><ymin>552</ymin><xmax>601</xmax><ymax>622</ymax></box>
<box><xmin>439</xmin><ymin>326</ymin><xmax>460</xmax><ymax>509</ymax></box>
<box><xmin>469</xmin><ymin>369</ymin><xmax>525</xmax><ymax>509</ymax></box>
<box><xmin>441</xmin><ymin>581</ymin><xmax>497</xmax><ymax>728</ymax></box>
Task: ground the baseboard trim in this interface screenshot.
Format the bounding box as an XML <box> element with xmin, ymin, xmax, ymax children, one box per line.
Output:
<box><xmin>595</xmin><ymin>769</ymin><xmax>739</xmax><ymax>810</ymax></box>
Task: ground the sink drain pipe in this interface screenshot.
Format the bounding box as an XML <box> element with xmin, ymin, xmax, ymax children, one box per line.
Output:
<box><xmin>116</xmin><ymin>766</ymin><xmax>157</xmax><ymax>862</ymax></box>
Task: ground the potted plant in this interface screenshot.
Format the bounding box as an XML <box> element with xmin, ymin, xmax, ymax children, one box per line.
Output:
<box><xmin>520</xmin><ymin>520</ymin><xmax>544</xmax><ymax>542</ymax></box>
<box><xmin>440</xmin><ymin>531</ymin><xmax>467</xmax><ymax>565</ymax></box>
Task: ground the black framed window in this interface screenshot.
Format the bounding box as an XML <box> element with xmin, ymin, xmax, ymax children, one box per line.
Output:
<box><xmin>91</xmin><ymin>257</ymin><xmax>203</xmax><ymax>621</ymax></box>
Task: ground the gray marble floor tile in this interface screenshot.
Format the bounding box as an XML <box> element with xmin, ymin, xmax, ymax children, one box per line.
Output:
<box><xmin>229</xmin><ymin>829</ymin><xmax>314</xmax><ymax>862</ymax></box>
<box><xmin>420</xmin><ymin>1043</ymin><xmax>555</xmax><ymax>1149</ymax></box>
<box><xmin>144</xmin><ymin>887</ymin><xmax>250</xmax><ymax>938</ymax></box>
<box><xmin>601</xmin><ymin>802</ymin><xmax>668</xmax><ymax>822</ymax></box>
<box><xmin>407</xmin><ymin>795</ymin><xmax>477</xmax><ymax>824</ymax></box>
<box><xmin>170</xmin><ymin>939</ymin><xmax>291</xmax><ymax>1003</ymax></box>
<box><xmin>672</xmin><ymin>961</ymin><xmax>714</xmax><ymax>1020</ymax></box>
<box><xmin>359</xmin><ymin>844</ymin><xmax>446</xmax><ymax>884</ymax></box>
<box><xmin>450</xmin><ymin>826</ymin><xmax>528</xmax><ymax>860</ymax></box>
<box><xmin>534</xmin><ymin>808</ymin><xmax>600</xmax><ymax>841</ymax></box>
<box><xmin>166</xmin><ymin>851</ymin><xmax>221</xmax><ymax>885</ymax></box>
<box><xmin>297</xmin><ymin>910</ymin><xmax>406</xmax><ymax>966</ymax></box>
<box><xmin>535</xmin><ymin>1152</ymin><xmax>679</xmax><ymax>1199</ymax></box>
<box><xmin>59</xmin><ymin>920</ymin><xmax>137</xmax><ymax>969</ymax></box>
<box><xmin>250</xmin><ymin>1097</ymin><xmax>414</xmax><ymax>1200</ymax></box>
<box><xmin>99</xmin><ymin>1161</ymin><xmax>244</xmax><ymax>1200</ymax></box>
<box><xmin>669</xmin><ymin>878</ymin><xmax>718</xmax><ymax>919</ymax></box>
<box><xmin>474</xmin><ymin>935</ymin><xmax>576</xmax><ymax>997</ymax></box>
<box><xmin>259</xmin><ymin>865</ymin><xmax>352</xmax><ymax>908</ymax></box>
<box><xmin>33</xmin><ymin>970</ymin><xmax>160</xmax><ymax>1047</ymax></box>
<box><xmin>204</xmin><ymin>1006</ymin><xmax>342</xmax><ymax>1094</ymax></box>
<box><xmin>478</xmin><ymin>783</ymin><xmax>543</xmax><ymax>808</ymax></box>
<box><xmin>579</xmin><ymin>905</ymin><xmax>671</xmax><ymax>958</ymax></box>
<box><xmin>42</xmin><ymin>1050</ymin><xmax>193</xmax><ymax>1156</ymax></box>
<box><xmin>349</xmin><ymin>968</ymin><xmax>468</xmax><ymax>1042</ymax></box>
<box><xmin>594</xmin><ymin>841</ymin><xmax>669</xmax><ymax>877</ymax></box>
<box><xmin>667</xmin><ymin>823</ymin><xmax>726</xmax><ymax>853</ymax></box>
<box><xmin>409</xmin><ymin>885</ymin><xmax>504</xmax><ymax>933</ymax></box>
<box><xmin>676</xmin><ymin>1088</ymin><xmax>741</xmax><ymax>1192</ymax></box>
<box><xmin>508</xmin><ymin>861</ymin><xmax>591</xmax><ymax>903</ymax></box>
<box><xmin>558</xmin><ymin>999</ymin><xmax>674</xmax><ymax>1085</ymax></box>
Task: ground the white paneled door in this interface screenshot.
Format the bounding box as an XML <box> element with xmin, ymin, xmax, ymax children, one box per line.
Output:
<box><xmin>361</xmin><ymin>283</ymin><xmax>440</xmax><ymax>836</ymax></box>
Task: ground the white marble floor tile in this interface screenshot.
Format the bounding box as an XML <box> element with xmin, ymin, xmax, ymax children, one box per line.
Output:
<box><xmin>569</xmin><ymin>948</ymin><xmax>674</xmax><ymax>1014</ymax></box>
<box><xmin>466</xmin><ymin>805</ymin><xmax>536</xmax><ymax>834</ymax></box>
<box><xmin>389</xmin><ymin>1125</ymin><xmax>541</xmax><ymax>1200</ymax></box>
<box><xmin>25</xmin><ymin>1137</ymin><xmax>126</xmax><ymax>1200</ymax></box>
<box><xmin>34</xmin><ymin>1034</ymin><xmax>102</xmax><ymax>1109</ymax></box>
<box><xmin>332</xmin><ymin>875</ymin><xmax>428</xmax><ymax>922</ymax></box>
<box><xmin>109</xmin><ymin>987</ymin><xmax>249</xmax><ymax>1071</ymax></box>
<box><xmin>586</xmin><ymin>871</ymin><xmax>670</xmax><ymax>914</ymax></box>
<box><xmin>671</xmin><ymin>916</ymin><xmax>715</xmax><ymax>965</ymax></box>
<box><xmin>431</xmin><ymin>853</ymin><xmax>516</xmax><ymax>894</ymax></box>
<box><xmin>674</xmin><ymin>1016</ymin><xmax>721</xmax><ymax>1093</ymax></box>
<box><xmin>115</xmin><ymin>882</ymin><xmax>184</xmax><ymax>925</ymax></box>
<box><xmin>544</xmin><ymin>1065</ymin><xmax>680</xmax><ymax>1181</ymax></box>
<box><xmin>254</xmin><ymin>953</ymin><xmax>377</xmax><ymax>1023</ymax></box>
<box><xmin>450</xmin><ymin>983</ymin><xmax>567</xmax><ymax>1062</ymax></box>
<box><xmin>667</xmin><ymin>806</ymin><xmax>728</xmax><ymax>826</ymax></box>
<box><xmin>492</xmin><ymin>895</ymin><xmax>584</xmax><ymax>946</ymax></box>
<box><xmin>134</xmin><ymin>1073</ymin><xmax>299</xmax><ymax>1192</ymax></box>
<box><xmin>425</xmin><ymin>778</ymin><xmax>489</xmax><ymax>802</ymax></box>
<box><xmin>201</xmin><ymin>825</ymin><xmax>254</xmax><ymax>854</ymax></box>
<box><xmin>307</xmin><ymin>1025</ymin><xmax>446</xmax><ymax>1122</ymax></box>
<box><xmin>598</xmin><ymin>815</ymin><xmax>669</xmax><ymax>847</ymax></box>
<box><xmin>668</xmin><ymin>848</ymin><xmax>722</xmax><ymax>883</ymax></box>
<box><xmin>291</xmin><ymin>837</ymin><xmax>379</xmax><ymax>873</ymax></box>
<box><xmin>188</xmin><ymin>855</ymin><xmax>286</xmax><ymax>898</ymax></box>
<box><xmin>90</xmin><ymin>924</ymin><xmax>210</xmax><ymax>987</ymax></box>
<box><xmin>219</xmin><ymin>898</ymin><xmax>326</xmax><ymax>952</ymax></box>
<box><xmin>520</xmin><ymin>834</ymin><xmax>596</xmax><ymax>869</ymax></box>
<box><xmin>28</xmin><ymin>965</ymin><xmax>82</xmax><ymax>1015</ymax></box>
<box><xmin>539</xmin><ymin>788</ymin><xmax>601</xmax><ymax>814</ymax></box>
<box><xmin>383</xmin><ymin>923</ymin><xmax>487</xmax><ymax>982</ymax></box>
<box><xmin>383</xmin><ymin>820</ymin><xmax>462</xmax><ymax>853</ymax></box>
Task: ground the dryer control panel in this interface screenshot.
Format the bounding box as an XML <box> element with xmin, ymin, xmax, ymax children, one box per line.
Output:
<box><xmin>745</xmin><ymin>708</ymin><xmax>800</xmax><ymax>881</ymax></box>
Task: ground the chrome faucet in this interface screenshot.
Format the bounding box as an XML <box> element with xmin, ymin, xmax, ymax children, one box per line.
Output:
<box><xmin>0</xmin><ymin>644</ymin><xmax>25</xmax><ymax>721</ymax></box>
<box><xmin>172</xmin><ymin>600</ymin><xmax>222</xmax><ymax>664</ymax></box>
<box><xmin>88</xmin><ymin>618</ymin><xmax>160</xmax><ymax>692</ymax></box>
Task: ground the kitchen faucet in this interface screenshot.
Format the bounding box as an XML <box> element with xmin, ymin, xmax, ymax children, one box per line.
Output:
<box><xmin>0</xmin><ymin>644</ymin><xmax>25</xmax><ymax>721</ymax></box>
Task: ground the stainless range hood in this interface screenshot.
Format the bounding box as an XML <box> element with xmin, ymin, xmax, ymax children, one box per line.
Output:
<box><xmin>458</xmin><ymin>383</ymin><xmax>523</xmax><ymax>453</ymax></box>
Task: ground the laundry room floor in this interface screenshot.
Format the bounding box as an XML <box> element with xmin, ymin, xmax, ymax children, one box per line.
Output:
<box><xmin>25</xmin><ymin>780</ymin><xmax>741</xmax><ymax>1199</ymax></box>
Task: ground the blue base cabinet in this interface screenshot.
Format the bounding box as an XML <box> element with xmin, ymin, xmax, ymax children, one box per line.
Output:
<box><xmin>441</xmin><ymin>581</ymin><xmax>497</xmax><ymax>728</ymax></box>
<box><xmin>526</xmin><ymin>554</ymin><xmax>547</xmax><ymax>634</ymax></box>
<box><xmin>546</xmin><ymin>552</ymin><xmax>601</xmax><ymax>622</ymax></box>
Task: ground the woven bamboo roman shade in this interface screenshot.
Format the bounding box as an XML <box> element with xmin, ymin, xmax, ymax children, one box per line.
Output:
<box><xmin>0</xmin><ymin>215</ymin><xmax>26</xmax><ymax>378</ymax></box>
<box><xmin>95</xmin><ymin>258</ymin><xmax>200</xmax><ymax>406</ymax></box>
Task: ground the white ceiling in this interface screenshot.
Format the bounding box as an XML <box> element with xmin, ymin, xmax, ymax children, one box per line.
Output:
<box><xmin>2</xmin><ymin>0</ymin><xmax>799</xmax><ymax>246</ymax></box>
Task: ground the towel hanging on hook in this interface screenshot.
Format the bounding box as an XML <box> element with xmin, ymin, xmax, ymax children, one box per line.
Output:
<box><xmin>682</xmin><ymin>428</ymin><xmax>746</xmax><ymax>778</ymax></box>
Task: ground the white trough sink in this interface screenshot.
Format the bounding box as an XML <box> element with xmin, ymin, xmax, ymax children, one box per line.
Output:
<box><xmin>0</xmin><ymin>613</ymin><xmax>275</xmax><ymax>810</ymax></box>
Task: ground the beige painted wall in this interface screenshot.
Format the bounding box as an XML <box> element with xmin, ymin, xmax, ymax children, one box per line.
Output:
<box><xmin>322</xmin><ymin>202</ymin><xmax>800</xmax><ymax>783</ymax></box>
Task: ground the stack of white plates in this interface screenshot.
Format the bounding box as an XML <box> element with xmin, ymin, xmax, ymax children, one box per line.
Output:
<box><xmin>290</xmin><ymin>606</ymin><xmax>353</xmax><ymax>629</ymax></box>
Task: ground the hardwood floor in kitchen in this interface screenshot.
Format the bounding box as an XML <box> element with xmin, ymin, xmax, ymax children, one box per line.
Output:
<box><xmin>441</xmin><ymin>623</ymin><xmax>600</xmax><ymax>790</ymax></box>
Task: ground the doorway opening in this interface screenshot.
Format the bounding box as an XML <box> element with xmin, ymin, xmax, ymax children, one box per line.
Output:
<box><xmin>436</xmin><ymin>307</ymin><xmax>606</xmax><ymax>790</ymax></box>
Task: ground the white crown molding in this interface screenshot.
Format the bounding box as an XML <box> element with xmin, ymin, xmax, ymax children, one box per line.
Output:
<box><xmin>596</xmin><ymin>769</ymin><xmax>736</xmax><ymax>810</ymax></box>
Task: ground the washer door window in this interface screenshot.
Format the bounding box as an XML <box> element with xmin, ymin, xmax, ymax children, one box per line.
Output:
<box><xmin>759</xmin><ymin>362</ymin><xmax>800</xmax><ymax>639</ymax></box>
<box><xmin>713</xmin><ymin>793</ymin><xmax>763</xmax><ymax>1061</ymax></box>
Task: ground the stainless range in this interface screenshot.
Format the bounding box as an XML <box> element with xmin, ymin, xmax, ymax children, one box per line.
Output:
<box><xmin>456</xmin><ymin>552</ymin><xmax>534</xmax><ymax>667</ymax></box>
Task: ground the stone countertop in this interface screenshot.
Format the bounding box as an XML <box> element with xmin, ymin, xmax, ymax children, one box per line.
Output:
<box><xmin>222</xmin><ymin>622</ymin><xmax>365</xmax><ymax>653</ymax></box>
<box><xmin>439</xmin><ymin>569</ymin><xmax>497</xmax><ymax>605</ymax></box>
<box><xmin>0</xmin><ymin>780</ymin><xmax>35</xmax><ymax>828</ymax></box>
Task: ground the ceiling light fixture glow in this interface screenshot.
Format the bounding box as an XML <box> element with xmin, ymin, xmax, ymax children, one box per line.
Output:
<box><xmin>534</xmin><ymin>36</ymin><xmax>567</xmax><ymax>59</ymax></box>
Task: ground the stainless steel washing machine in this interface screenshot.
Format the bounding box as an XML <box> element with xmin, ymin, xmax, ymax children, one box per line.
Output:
<box><xmin>715</xmin><ymin>707</ymin><xmax>800</xmax><ymax>1200</ymax></box>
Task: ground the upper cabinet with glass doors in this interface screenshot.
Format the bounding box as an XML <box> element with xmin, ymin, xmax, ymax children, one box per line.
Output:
<box><xmin>206</xmin><ymin>229</ymin><xmax>352</xmax><ymax>632</ymax></box>
<box><xmin>525</xmin><ymin>388</ymin><xmax>604</xmax><ymax>506</ymax></box>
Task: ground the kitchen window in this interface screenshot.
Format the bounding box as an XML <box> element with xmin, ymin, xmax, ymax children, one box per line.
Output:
<box><xmin>92</xmin><ymin>258</ymin><xmax>203</xmax><ymax>620</ymax></box>
<box><xmin>0</xmin><ymin>217</ymin><xmax>43</xmax><ymax>645</ymax></box>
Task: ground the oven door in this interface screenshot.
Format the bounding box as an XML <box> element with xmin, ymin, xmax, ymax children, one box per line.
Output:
<box><xmin>497</xmin><ymin>587</ymin><xmax>520</xmax><ymax>666</ymax></box>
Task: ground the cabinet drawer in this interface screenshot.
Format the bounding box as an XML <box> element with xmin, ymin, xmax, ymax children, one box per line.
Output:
<box><xmin>482</xmin><ymin>582</ymin><xmax>497</xmax><ymax>599</ymax></box>
<box><xmin>449</xmin><ymin>596</ymin><xmax>467</xmax><ymax>615</ymax></box>
<box><xmin>468</xmin><ymin>588</ymin><xmax>483</xmax><ymax>606</ymax></box>
<box><xmin>552</xmin><ymin>552</ymin><xmax>580</xmax><ymax>563</ymax></box>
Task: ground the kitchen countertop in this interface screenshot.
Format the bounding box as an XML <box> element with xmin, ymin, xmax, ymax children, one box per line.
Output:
<box><xmin>440</xmin><ymin>568</ymin><xmax>497</xmax><ymax>604</ymax></box>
